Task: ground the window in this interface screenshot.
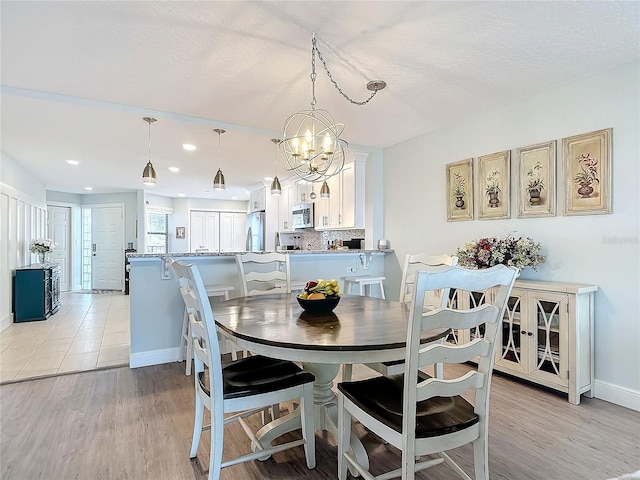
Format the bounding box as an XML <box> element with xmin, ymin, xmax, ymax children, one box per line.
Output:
<box><xmin>147</xmin><ymin>211</ymin><xmax>168</xmax><ymax>253</ymax></box>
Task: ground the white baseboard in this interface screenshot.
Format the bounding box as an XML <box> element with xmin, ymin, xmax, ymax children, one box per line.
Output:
<box><xmin>0</xmin><ymin>313</ymin><xmax>12</xmax><ymax>333</ymax></box>
<box><xmin>129</xmin><ymin>347</ymin><xmax>181</xmax><ymax>368</ymax></box>
<box><xmin>595</xmin><ymin>380</ymin><xmax>640</xmax><ymax>412</ymax></box>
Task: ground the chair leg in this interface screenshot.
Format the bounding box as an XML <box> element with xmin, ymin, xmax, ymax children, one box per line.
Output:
<box><xmin>473</xmin><ymin>434</ymin><xmax>489</xmax><ymax>480</ymax></box>
<box><xmin>337</xmin><ymin>394</ymin><xmax>351</xmax><ymax>480</ymax></box>
<box><xmin>300</xmin><ymin>383</ymin><xmax>316</xmax><ymax>469</ymax></box>
<box><xmin>185</xmin><ymin>318</ymin><xmax>193</xmax><ymax>377</ymax></box>
<box><xmin>342</xmin><ymin>364</ymin><xmax>353</xmax><ymax>382</ymax></box>
<box><xmin>209</xmin><ymin>414</ymin><xmax>224</xmax><ymax>480</ymax></box>
<box><xmin>180</xmin><ymin>308</ymin><xmax>189</xmax><ymax>361</ymax></box>
<box><xmin>190</xmin><ymin>393</ymin><xmax>205</xmax><ymax>458</ymax></box>
<box><xmin>378</xmin><ymin>280</ymin><xmax>386</xmax><ymax>300</ymax></box>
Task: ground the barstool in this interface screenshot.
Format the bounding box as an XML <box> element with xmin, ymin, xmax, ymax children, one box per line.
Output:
<box><xmin>343</xmin><ymin>275</ymin><xmax>386</xmax><ymax>299</ymax></box>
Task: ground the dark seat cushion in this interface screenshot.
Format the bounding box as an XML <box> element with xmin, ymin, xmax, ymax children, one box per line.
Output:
<box><xmin>338</xmin><ymin>372</ymin><xmax>478</xmax><ymax>438</ymax></box>
<box><xmin>198</xmin><ymin>355</ymin><xmax>315</xmax><ymax>400</ymax></box>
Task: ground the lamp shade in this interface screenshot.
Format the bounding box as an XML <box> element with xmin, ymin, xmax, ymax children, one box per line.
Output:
<box><xmin>271</xmin><ymin>176</ymin><xmax>282</xmax><ymax>195</ymax></box>
<box><xmin>142</xmin><ymin>161</ymin><xmax>157</xmax><ymax>185</ymax></box>
<box><xmin>213</xmin><ymin>168</ymin><xmax>225</xmax><ymax>190</ymax></box>
<box><xmin>320</xmin><ymin>180</ymin><xmax>330</xmax><ymax>198</ymax></box>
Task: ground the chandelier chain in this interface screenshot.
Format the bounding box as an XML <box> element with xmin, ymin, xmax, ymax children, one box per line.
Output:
<box><xmin>313</xmin><ymin>37</ymin><xmax>380</xmax><ymax>106</ymax></box>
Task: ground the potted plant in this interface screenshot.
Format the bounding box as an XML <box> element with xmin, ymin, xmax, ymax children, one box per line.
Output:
<box><xmin>526</xmin><ymin>162</ymin><xmax>545</xmax><ymax>205</ymax></box>
<box><xmin>456</xmin><ymin>234</ymin><xmax>546</xmax><ymax>271</ymax></box>
<box><xmin>451</xmin><ymin>172</ymin><xmax>466</xmax><ymax>209</ymax></box>
<box><xmin>485</xmin><ymin>170</ymin><xmax>501</xmax><ymax>207</ymax></box>
<box><xmin>574</xmin><ymin>153</ymin><xmax>599</xmax><ymax>198</ymax></box>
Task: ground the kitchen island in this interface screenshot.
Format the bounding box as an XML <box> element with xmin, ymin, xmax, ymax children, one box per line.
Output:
<box><xmin>127</xmin><ymin>250</ymin><xmax>392</xmax><ymax>367</ymax></box>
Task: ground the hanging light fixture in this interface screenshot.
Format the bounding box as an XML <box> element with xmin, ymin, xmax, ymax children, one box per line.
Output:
<box><xmin>320</xmin><ymin>179</ymin><xmax>330</xmax><ymax>198</ymax></box>
<box><xmin>280</xmin><ymin>32</ymin><xmax>385</xmax><ymax>190</ymax></box>
<box><xmin>141</xmin><ymin>117</ymin><xmax>157</xmax><ymax>186</ymax></box>
<box><xmin>270</xmin><ymin>138</ymin><xmax>282</xmax><ymax>195</ymax></box>
<box><xmin>212</xmin><ymin>128</ymin><xmax>226</xmax><ymax>190</ymax></box>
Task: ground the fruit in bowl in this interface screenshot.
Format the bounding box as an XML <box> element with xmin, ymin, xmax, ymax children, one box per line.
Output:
<box><xmin>298</xmin><ymin>279</ymin><xmax>340</xmax><ymax>299</ymax></box>
<box><xmin>297</xmin><ymin>279</ymin><xmax>341</xmax><ymax>314</ymax></box>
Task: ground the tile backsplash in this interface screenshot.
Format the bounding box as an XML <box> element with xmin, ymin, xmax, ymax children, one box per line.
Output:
<box><xmin>279</xmin><ymin>229</ymin><xmax>365</xmax><ymax>250</ymax></box>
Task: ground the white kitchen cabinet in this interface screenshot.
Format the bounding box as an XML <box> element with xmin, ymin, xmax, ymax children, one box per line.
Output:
<box><xmin>189</xmin><ymin>211</ymin><xmax>220</xmax><ymax>252</ymax></box>
<box><xmin>249</xmin><ymin>186</ymin><xmax>266</xmax><ymax>212</ymax></box>
<box><xmin>295</xmin><ymin>180</ymin><xmax>312</xmax><ymax>204</ymax></box>
<box><xmin>219</xmin><ymin>212</ymin><xmax>247</xmax><ymax>252</ymax></box>
<box><xmin>278</xmin><ymin>183</ymin><xmax>295</xmax><ymax>231</ymax></box>
<box><xmin>315</xmin><ymin>156</ymin><xmax>365</xmax><ymax>230</ymax></box>
<box><xmin>446</xmin><ymin>279</ymin><xmax>596</xmax><ymax>405</ymax></box>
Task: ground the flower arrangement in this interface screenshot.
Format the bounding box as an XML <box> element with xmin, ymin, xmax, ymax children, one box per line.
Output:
<box><xmin>526</xmin><ymin>161</ymin><xmax>545</xmax><ymax>192</ymax></box>
<box><xmin>30</xmin><ymin>238</ymin><xmax>54</xmax><ymax>254</ymax></box>
<box><xmin>457</xmin><ymin>234</ymin><xmax>546</xmax><ymax>271</ymax></box>
<box><xmin>485</xmin><ymin>169</ymin><xmax>501</xmax><ymax>196</ymax></box>
<box><xmin>451</xmin><ymin>172</ymin><xmax>466</xmax><ymax>198</ymax></box>
<box><xmin>574</xmin><ymin>153</ymin><xmax>599</xmax><ymax>186</ymax></box>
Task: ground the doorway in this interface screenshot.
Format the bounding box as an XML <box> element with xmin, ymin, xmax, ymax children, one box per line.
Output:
<box><xmin>82</xmin><ymin>205</ymin><xmax>124</xmax><ymax>291</ymax></box>
<box><xmin>47</xmin><ymin>205</ymin><xmax>71</xmax><ymax>292</ymax></box>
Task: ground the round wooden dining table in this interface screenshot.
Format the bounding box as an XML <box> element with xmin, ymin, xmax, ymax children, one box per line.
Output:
<box><xmin>212</xmin><ymin>293</ymin><xmax>448</xmax><ymax>470</ymax></box>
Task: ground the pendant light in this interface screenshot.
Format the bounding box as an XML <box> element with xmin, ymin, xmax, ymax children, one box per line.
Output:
<box><xmin>141</xmin><ymin>117</ymin><xmax>157</xmax><ymax>186</ymax></box>
<box><xmin>320</xmin><ymin>178</ymin><xmax>330</xmax><ymax>198</ymax></box>
<box><xmin>213</xmin><ymin>128</ymin><xmax>226</xmax><ymax>190</ymax></box>
<box><xmin>270</xmin><ymin>138</ymin><xmax>282</xmax><ymax>195</ymax></box>
<box><xmin>280</xmin><ymin>32</ymin><xmax>385</xmax><ymax>185</ymax></box>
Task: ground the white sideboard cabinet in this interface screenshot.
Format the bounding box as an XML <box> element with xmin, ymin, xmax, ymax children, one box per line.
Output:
<box><xmin>447</xmin><ymin>279</ymin><xmax>597</xmax><ymax>405</ymax></box>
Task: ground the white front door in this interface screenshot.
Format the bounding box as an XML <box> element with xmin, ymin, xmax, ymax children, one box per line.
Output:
<box><xmin>91</xmin><ymin>206</ymin><xmax>124</xmax><ymax>290</ymax></box>
<box><xmin>47</xmin><ymin>205</ymin><xmax>71</xmax><ymax>291</ymax></box>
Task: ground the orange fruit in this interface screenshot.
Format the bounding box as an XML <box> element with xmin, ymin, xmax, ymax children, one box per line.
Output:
<box><xmin>307</xmin><ymin>292</ymin><xmax>326</xmax><ymax>300</ymax></box>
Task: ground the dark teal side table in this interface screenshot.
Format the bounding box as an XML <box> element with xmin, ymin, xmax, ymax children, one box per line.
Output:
<box><xmin>13</xmin><ymin>264</ymin><xmax>61</xmax><ymax>322</ymax></box>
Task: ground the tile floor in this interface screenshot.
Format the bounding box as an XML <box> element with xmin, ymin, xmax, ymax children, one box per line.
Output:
<box><xmin>0</xmin><ymin>291</ymin><xmax>130</xmax><ymax>383</ymax></box>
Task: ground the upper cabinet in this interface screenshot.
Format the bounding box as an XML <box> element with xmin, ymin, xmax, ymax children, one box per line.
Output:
<box><xmin>249</xmin><ymin>186</ymin><xmax>266</xmax><ymax>212</ymax></box>
<box><xmin>278</xmin><ymin>183</ymin><xmax>296</xmax><ymax>231</ymax></box>
<box><xmin>315</xmin><ymin>154</ymin><xmax>366</xmax><ymax>230</ymax></box>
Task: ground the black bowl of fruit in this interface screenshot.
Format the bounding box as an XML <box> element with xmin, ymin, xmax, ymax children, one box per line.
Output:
<box><xmin>297</xmin><ymin>279</ymin><xmax>341</xmax><ymax>315</ymax></box>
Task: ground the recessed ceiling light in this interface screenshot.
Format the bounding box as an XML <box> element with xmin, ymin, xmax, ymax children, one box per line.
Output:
<box><xmin>177</xmin><ymin>193</ymin><xmax>185</xmax><ymax>197</ymax></box>
<box><xmin>182</xmin><ymin>144</ymin><xmax>196</xmax><ymax>151</ymax></box>
<box><xmin>84</xmin><ymin>187</ymin><xmax>93</xmax><ymax>191</ymax></box>
<box><xmin>232</xmin><ymin>196</ymin><xmax>238</xmax><ymax>200</ymax></box>
<box><xmin>168</xmin><ymin>167</ymin><xmax>180</xmax><ymax>173</ymax></box>
<box><xmin>66</xmin><ymin>160</ymin><xmax>79</xmax><ymax>165</ymax></box>
<box><xmin>264</xmin><ymin>176</ymin><xmax>273</xmax><ymax>181</ymax></box>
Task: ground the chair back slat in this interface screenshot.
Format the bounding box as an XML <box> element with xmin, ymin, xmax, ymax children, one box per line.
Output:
<box><xmin>418</xmin><ymin>339</ymin><xmax>492</xmax><ymax>369</ymax></box>
<box><xmin>400</xmin><ymin>253</ymin><xmax>458</xmax><ymax>306</ymax></box>
<box><xmin>420</xmin><ymin>303</ymin><xmax>499</xmax><ymax>331</ymax></box>
<box><xmin>237</xmin><ymin>252</ymin><xmax>291</xmax><ymax>296</ymax></box>
<box><xmin>415</xmin><ymin>371</ymin><xmax>485</xmax><ymax>403</ymax></box>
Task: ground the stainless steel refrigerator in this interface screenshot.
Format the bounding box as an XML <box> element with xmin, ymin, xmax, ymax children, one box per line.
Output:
<box><xmin>245</xmin><ymin>211</ymin><xmax>265</xmax><ymax>251</ymax></box>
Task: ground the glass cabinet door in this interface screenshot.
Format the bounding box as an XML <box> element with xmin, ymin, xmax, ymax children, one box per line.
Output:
<box><xmin>498</xmin><ymin>289</ymin><xmax>528</xmax><ymax>374</ymax></box>
<box><xmin>530</xmin><ymin>293</ymin><xmax>569</xmax><ymax>387</ymax></box>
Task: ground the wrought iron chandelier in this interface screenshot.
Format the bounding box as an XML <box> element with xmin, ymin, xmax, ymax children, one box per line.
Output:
<box><xmin>141</xmin><ymin>117</ymin><xmax>157</xmax><ymax>186</ymax></box>
<box><xmin>280</xmin><ymin>33</ymin><xmax>385</xmax><ymax>191</ymax></box>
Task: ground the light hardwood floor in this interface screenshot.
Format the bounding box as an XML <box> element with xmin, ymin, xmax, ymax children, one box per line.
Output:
<box><xmin>0</xmin><ymin>291</ymin><xmax>130</xmax><ymax>383</ymax></box>
<box><xmin>0</xmin><ymin>361</ymin><xmax>638</xmax><ymax>480</ymax></box>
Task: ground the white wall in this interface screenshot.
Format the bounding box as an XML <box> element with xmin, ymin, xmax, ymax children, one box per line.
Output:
<box><xmin>383</xmin><ymin>61</ymin><xmax>640</xmax><ymax>409</ymax></box>
<box><xmin>0</xmin><ymin>154</ymin><xmax>47</xmax><ymax>331</ymax></box>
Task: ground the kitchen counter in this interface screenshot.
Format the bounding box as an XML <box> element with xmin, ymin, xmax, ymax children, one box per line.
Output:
<box><xmin>127</xmin><ymin>249</ymin><xmax>394</xmax><ymax>368</ymax></box>
<box><xmin>126</xmin><ymin>249</ymin><xmax>393</xmax><ymax>259</ymax></box>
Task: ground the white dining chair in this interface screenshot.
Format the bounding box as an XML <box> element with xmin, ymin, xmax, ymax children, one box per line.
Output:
<box><xmin>236</xmin><ymin>252</ymin><xmax>291</xmax><ymax>296</ymax></box>
<box><xmin>171</xmin><ymin>260</ymin><xmax>316</xmax><ymax>479</ymax></box>
<box><xmin>342</xmin><ymin>253</ymin><xmax>458</xmax><ymax>382</ymax></box>
<box><xmin>337</xmin><ymin>264</ymin><xmax>518</xmax><ymax>480</ymax></box>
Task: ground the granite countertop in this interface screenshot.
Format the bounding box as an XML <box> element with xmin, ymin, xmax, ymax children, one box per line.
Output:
<box><xmin>127</xmin><ymin>249</ymin><xmax>394</xmax><ymax>259</ymax></box>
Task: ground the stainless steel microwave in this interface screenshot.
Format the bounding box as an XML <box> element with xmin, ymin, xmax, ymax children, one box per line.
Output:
<box><xmin>291</xmin><ymin>203</ymin><xmax>314</xmax><ymax>228</ymax></box>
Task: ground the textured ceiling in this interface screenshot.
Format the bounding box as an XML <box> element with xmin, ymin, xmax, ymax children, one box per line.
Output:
<box><xmin>1</xmin><ymin>1</ymin><xmax>639</xmax><ymax>199</ymax></box>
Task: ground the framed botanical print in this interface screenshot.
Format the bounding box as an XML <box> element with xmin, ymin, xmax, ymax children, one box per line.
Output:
<box><xmin>477</xmin><ymin>150</ymin><xmax>510</xmax><ymax>220</ymax></box>
<box><xmin>446</xmin><ymin>158</ymin><xmax>473</xmax><ymax>221</ymax></box>
<box><xmin>563</xmin><ymin>128</ymin><xmax>612</xmax><ymax>215</ymax></box>
<box><xmin>517</xmin><ymin>140</ymin><xmax>556</xmax><ymax>218</ymax></box>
